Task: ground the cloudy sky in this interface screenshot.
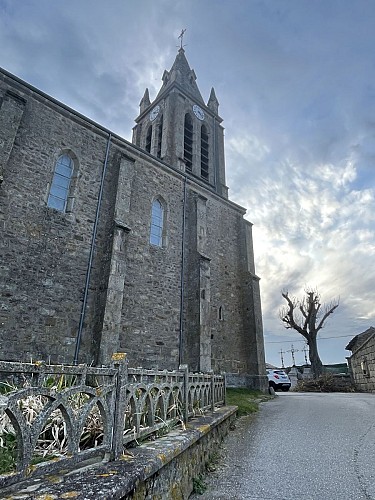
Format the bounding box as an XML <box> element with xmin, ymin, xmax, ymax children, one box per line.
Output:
<box><xmin>1</xmin><ymin>0</ymin><xmax>374</xmax><ymax>368</ymax></box>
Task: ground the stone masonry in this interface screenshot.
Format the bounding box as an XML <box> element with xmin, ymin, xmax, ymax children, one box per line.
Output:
<box><xmin>346</xmin><ymin>327</ymin><xmax>375</xmax><ymax>392</ymax></box>
<box><xmin>0</xmin><ymin>48</ymin><xmax>267</xmax><ymax>389</ymax></box>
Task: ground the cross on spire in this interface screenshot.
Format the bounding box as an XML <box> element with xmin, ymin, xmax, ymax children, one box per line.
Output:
<box><xmin>279</xmin><ymin>348</ymin><xmax>285</xmax><ymax>368</ymax></box>
<box><xmin>178</xmin><ymin>29</ymin><xmax>186</xmax><ymax>49</ymax></box>
<box><xmin>302</xmin><ymin>345</ymin><xmax>309</xmax><ymax>365</ymax></box>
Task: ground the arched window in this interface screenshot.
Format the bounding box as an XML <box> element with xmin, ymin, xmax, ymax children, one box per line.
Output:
<box><xmin>150</xmin><ymin>198</ymin><xmax>165</xmax><ymax>247</ymax></box>
<box><xmin>184</xmin><ymin>113</ymin><xmax>193</xmax><ymax>172</ymax></box>
<box><xmin>157</xmin><ymin>114</ymin><xmax>163</xmax><ymax>158</ymax></box>
<box><xmin>47</xmin><ymin>154</ymin><xmax>74</xmax><ymax>212</ymax></box>
<box><xmin>145</xmin><ymin>125</ymin><xmax>152</xmax><ymax>153</ymax></box>
<box><xmin>201</xmin><ymin>125</ymin><xmax>209</xmax><ymax>180</ymax></box>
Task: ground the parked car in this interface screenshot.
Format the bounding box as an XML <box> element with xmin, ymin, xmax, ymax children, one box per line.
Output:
<box><xmin>267</xmin><ymin>369</ymin><xmax>291</xmax><ymax>391</ymax></box>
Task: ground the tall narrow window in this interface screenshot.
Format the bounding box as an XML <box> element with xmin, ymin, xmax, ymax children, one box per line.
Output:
<box><xmin>145</xmin><ymin>125</ymin><xmax>152</xmax><ymax>153</ymax></box>
<box><xmin>218</xmin><ymin>306</ymin><xmax>224</xmax><ymax>321</ymax></box>
<box><xmin>157</xmin><ymin>115</ymin><xmax>163</xmax><ymax>158</ymax></box>
<box><xmin>47</xmin><ymin>154</ymin><xmax>74</xmax><ymax>212</ymax></box>
<box><xmin>201</xmin><ymin>125</ymin><xmax>209</xmax><ymax>180</ymax></box>
<box><xmin>150</xmin><ymin>199</ymin><xmax>164</xmax><ymax>247</ymax></box>
<box><xmin>184</xmin><ymin>113</ymin><xmax>193</xmax><ymax>172</ymax></box>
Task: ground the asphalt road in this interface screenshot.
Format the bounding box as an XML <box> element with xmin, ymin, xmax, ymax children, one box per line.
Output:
<box><xmin>191</xmin><ymin>392</ymin><xmax>375</xmax><ymax>500</ymax></box>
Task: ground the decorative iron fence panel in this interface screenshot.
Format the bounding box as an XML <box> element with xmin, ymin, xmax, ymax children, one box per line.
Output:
<box><xmin>0</xmin><ymin>360</ymin><xmax>118</xmax><ymax>489</ymax></box>
<box><xmin>0</xmin><ymin>357</ymin><xmax>225</xmax><ymax>489</ymax></box>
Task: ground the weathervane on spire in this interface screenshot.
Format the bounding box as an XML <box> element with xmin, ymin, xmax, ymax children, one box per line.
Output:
<box><xmin>178</xmin><ymin>29</ymin><xmax>186</xmax><ymax>49</ymax></box>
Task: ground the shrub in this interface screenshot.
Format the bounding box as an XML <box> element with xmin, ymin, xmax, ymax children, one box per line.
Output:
<box><xmin>294</xmin><ymin>373</ymin><xmax>355</xmax><ymax>392</ymax></box>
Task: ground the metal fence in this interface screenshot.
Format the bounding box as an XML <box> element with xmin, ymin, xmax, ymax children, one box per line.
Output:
<box><xmin>0</xmin><ymin>355</ymin><xmax>225</xmax><ymax>489</ymax></box>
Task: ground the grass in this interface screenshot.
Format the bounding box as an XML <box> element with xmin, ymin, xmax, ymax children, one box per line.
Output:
<box><xmin>226</xmin><ymin>388</ymin><xmax>272</xmax><ymax>417</ymax></box>
<box><xmin>0</xmin><ymin>434</ymin><xmax>17</xmax><ymax>474</ymax></box>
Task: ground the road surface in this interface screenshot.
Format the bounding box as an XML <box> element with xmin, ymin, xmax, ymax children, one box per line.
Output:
<box><xmin>191</xmin><ymin>392</ymin><xmax>375</xmax><ymax>499</ymax></box>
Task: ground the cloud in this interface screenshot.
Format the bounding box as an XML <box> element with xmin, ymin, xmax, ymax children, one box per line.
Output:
<box><xmin>1</xmin><ymin>0</ymin><xmax>374</xmax><ymax>366</ymax></box>
<box><xmin>226</xmin><ymin>110</ymin><xmax>375</xmax><ymax>364</ymax></box>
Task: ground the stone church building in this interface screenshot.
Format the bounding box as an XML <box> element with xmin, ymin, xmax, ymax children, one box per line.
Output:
<box><xmin>0</xmin><ymin>48</ymin><xmax>266</xmax><ymax>388</ymax></box>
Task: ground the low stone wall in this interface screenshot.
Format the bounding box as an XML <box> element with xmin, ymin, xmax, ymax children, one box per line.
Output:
<box><xmin>226</xmin><ymin>372</ymin><xmax>268</xmax><ymax>391</ymax></box>
<box><xmin>2</xmin><ymin>406</ymin><xmax>237</xmax><ymax>500</ymax></box>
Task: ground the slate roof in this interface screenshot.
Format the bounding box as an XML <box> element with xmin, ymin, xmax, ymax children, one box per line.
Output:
<box><xmin>346</xmin><ymin>326</ymin><xmax>375</xmax><ymax>352</ymax></box>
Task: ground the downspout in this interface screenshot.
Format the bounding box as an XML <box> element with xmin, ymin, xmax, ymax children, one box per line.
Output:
<box><xmin>179</xmin><ymin>175</ymin><xmax>188</xmax><ymax>366</ymax></box>
<box><xmin>212</xmin><ymin>114</ymin><xmax>217</xmax><ymax>190</ymax></box>
<box><xmin>73</xmin><ymin>133</ymin><xmax>112</xmax><ymax>365</ymax></box>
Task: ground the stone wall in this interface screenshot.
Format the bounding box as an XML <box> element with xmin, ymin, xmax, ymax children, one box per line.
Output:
<box><xmin>349</xmin><ymin>336</ymin><xmax>375</xmax><ymax>392</ymax></box>
<box><xmin>0</xmin><ymin>68</ymin><xmax>265</xmax><ymax>383</ymax></box>
<box><xmin>5</xmin><ymin>406</ymin><xmax>237</xmax><ymax>500</ymax></box>
<box><xmin>0</xmin><ymin>73</ymin><xmax>114</xmax><ymax>363</ymax></box>
<box><xmin>126</xmin><ymin>408</ymin><xmax>237</xmax><ymax>499</ymax></box>
<box><xmin>113</xmin><ymin>157</ymin><xmax>184</xmax><ymax>369</ymax></box>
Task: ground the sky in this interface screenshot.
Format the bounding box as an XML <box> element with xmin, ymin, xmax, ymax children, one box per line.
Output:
<box><xmin>1</xmin><ymin>0</ymin><xmax>374</xmax><ymax>368</ymax></box>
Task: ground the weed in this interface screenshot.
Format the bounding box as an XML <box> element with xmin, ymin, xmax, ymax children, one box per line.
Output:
<box><xmin>0</xmin><ymin>382</ymin><xmax>104</xmax><ymax>475</ymax></box>
<box><xmin>226</xmin><ymin>388</ymin><xmax>272</xmax><ymax>417</ymax></box>
<box><xmin>206</xmin><ymin>451</ymin><xmax>220</xmax><ymax>472</ymax></box>
<box><xmin>0</xmin><ymin>434</ymin><xmax>17</xmax><ymax>474</ymax></box>
<box><xmin>192</xmin><ymin>474</ymin><xmax>207</xmax><ymax>495</ymax></box>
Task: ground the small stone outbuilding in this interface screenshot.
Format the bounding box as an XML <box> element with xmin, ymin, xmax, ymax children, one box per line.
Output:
<box><xmin>346</xmin><ymin>327</ymin><xmax>375</xmax><ymax>392</ymax></box>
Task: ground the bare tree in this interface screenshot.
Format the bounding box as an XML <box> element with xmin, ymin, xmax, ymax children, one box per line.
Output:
<box><xmin>279</xmin><ymin>288</ymin><xmax>339</xmax><ymax>378</ymax></box>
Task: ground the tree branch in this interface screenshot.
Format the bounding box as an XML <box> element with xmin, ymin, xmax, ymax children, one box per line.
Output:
<box><xmin>316</xmin><ymin>303</ymin><xmax>339</xmax><ymax>332</ymax></box>
<box><xmin>281</xmin><ymin>292</ymin><xmax>308</xmax><ymax>339</ymax></box>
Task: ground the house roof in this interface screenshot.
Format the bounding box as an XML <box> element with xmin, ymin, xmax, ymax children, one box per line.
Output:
<box><xmin>346</xmin><ymin>326</ymin><xmax>375</xmax><ymax>352</ymax></box>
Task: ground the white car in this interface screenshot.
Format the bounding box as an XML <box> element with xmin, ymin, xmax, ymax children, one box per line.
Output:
<box><xmin>267</xmin><ymin>369</ymin><xmax>291</xmax><ymax>392</ymax></box>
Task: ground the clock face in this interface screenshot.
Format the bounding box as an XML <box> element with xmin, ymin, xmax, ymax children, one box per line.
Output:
<box><xmin>149</xmin><ymin>105</ymin><xmax>160</xmax><ymax>121</ymax></box>
<box><xmin>193</xmin><ymin>104</ymin><xmax>205</xmax><ymax>121</ymax></box>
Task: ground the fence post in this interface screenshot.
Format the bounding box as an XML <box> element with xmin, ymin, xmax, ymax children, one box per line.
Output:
<box><xmin>222</xmin><ymin>372</ymin><xmax>227</xmax><ymax>406</ymax></box>
<box><xmin>35</xmin><ymin>360</ymin><xmax>45</xmax><ymax>387</ymax></box>
<box><xmin>179</xmin><ymin>364</ymin><xmax>189</xmax><ymax>424</ymax></box>
<box><xmin>210</xmin><ymin>370</ymin><xmax>215</xmax><ymax>412</ymax></box>
<box><xmin>111</xmin><ymin>353</ymin><xmax>128</xmax><ymax>460</ymax></box>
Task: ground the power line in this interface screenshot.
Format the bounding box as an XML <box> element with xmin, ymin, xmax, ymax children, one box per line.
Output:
<box><xmin>318</xmin><ymin>334</ymin><xmax>354</xmax><ymax>340</ymax></box>
<box><xmin>265</xmin><ymin>333</ymin><xmax>354</xmax><ymax>344</ymax></box>
<box><xmin>266</xmin><ymin>339</ymin><xmax>305</xmax><ymax>344</ymax></box>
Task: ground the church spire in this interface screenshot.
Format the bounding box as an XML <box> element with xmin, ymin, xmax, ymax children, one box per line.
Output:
<box><xmin>207</xmin><ymin>87</ymin><xmax>219</xmax><ymax>114</ymax></box>
<box><xmin>139</xmin><ymin>88</ymin><xmax>151</xmax><ymax>114</ymax></box>
<box><xmin>156</xmin><ymin>47</ymin><xmax>204</xmax><ymax>103</ymax></box>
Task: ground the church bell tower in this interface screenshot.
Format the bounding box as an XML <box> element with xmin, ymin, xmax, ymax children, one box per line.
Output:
<box><xmin>132</xmin><ymin>47</ymin><xmax>228</xmax><ymax>198</ymax></box>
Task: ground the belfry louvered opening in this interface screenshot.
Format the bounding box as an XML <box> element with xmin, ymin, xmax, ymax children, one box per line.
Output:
<box><xmin>201</xmin><ymin>125</ymin><xmax>209</xmax><ymax>180</ymax></box>
<box><xmin>157</xmin><ymin>115</ymin><xmax>163</xmax><ymax>158</ymax></box>
<box><xmin>184</xmin><ymin>113</ymin><xmax>193</xmax><ymax>172</ymax></box>
<box><xmin>145</xmin><ymin>125</ymin><xmax>152</xmax><ymax>153</ymax></box>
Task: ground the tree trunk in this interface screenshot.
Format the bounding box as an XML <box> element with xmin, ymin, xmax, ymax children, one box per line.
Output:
<box><xmin>308</xmin><ymin>337</ymin><xmax>323</xmax><ymax>378</ymax></box>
